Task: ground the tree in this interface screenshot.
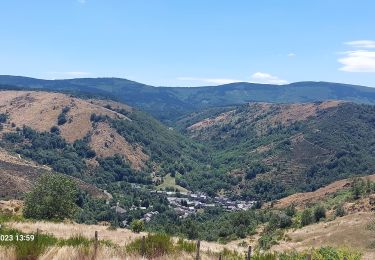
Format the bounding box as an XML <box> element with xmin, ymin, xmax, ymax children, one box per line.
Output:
<box><xmin>352</xmin><ymin>178</ymin><xmax>365</xmax><ymax>200</ymax></box>
<box><xmin>301</xmin><ymin>208</ymin><xmax>314</xmax><ymax>226</ymax></box>
<box><xmin>50</xmin><ymin>126</ymin><xmax>60</xmax><ymax>135</ymax></box>
<box><xmin>335</xmin><ymin>204</ymin><xmax>346</xmax><ymax>217</ymax></box>
<box><xmin>285</xmin><ymin>204</ymin><xmax>296</xmax><ymax>217</ymax></box>
<box><xmin>0</xmin><ymin>113</ymin><xmax>7</xmax><ymax>123</ymax></box>
<box><xmin>131</xmin><ymin>219</ymin><xmax>145</xmax><ymax>233</ymax></box>
<box><xmin>23</xmin><ymin>173</ymin><xmax>78</xmax><ymax>220</ymax></box>
<box><xmin>314</xmin><ymin>205</ymin><xmax>326</xmax><ymax>222</ymax></box>
<box><xmin>57</xmin><ymin>113</ymin><xmax>67</xmax><ymax>125</ymax></box>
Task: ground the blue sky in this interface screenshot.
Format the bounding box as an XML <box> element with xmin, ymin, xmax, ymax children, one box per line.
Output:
<box><xmin>1</xmin><ymin>0</ymin><xmax>375</xmax><ymax>87</ymax></box>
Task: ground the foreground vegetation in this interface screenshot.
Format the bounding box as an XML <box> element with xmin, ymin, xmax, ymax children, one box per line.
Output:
<box><xmin>0</xmin><ymin>219</ymin><xmax>363</xmax><ymax>260</ymax></box>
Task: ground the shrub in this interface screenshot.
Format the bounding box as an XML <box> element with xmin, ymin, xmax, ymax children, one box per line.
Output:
<box><xmin>23</xmin><ymin>173</ymin><xmax>79</xmax><ymax>220</ymax></box>
<box><xmin>131</xmin><ymin>219</ymin><xmax>145</xmax><ymax>233</ymax></box>
<box><xmin>62</xmin><ymin>106</ymin><xmax>70</xmax><ymax>114</ymax></box>
<box><xmin>90</xmin><ymin>113</ymin><xmax>107</xmax><ymax>122</ymax></box>
<box><xmin>3</xmin><ymin>132</ymin><xmax>24</xmax><ymax>143</ymax></box>
<box><xmin>50</xmin><ymin>125</ymin><xmax>60</xmax><ymax>134</ymax></box>
<box><xmin>268</xmin><ymin>212</ymin><xmax>292</xmax><ymax>229</ymax></box>
<box><xmin>301</xmin><ymin>208</ymin><xmax>314</xmax><ymax>226</ymax></box>
<box><xmin>352</xmin><ymin>178</ymin><xmax>365</xmax><ymax>200</ymax></box>
<box><xmin>126</xmin><ymin>233</ymin><xmax>174</xmax><ymax>258</ymax></box>
<box><xmin>314</xmin><ymin>205</ymin><xmax>326</xmax><ymax>222</ymax></box>
<box><xmin>285</xmin><ymin>204</ymin><xmax>296</xmax><ymax>217</ymax></box>
<box><xmin>57</xmin><ymin>113</ymin><xmax>67</xmax><ymax>125</ymax></box>
<box><xmin>0</xmin><ymin>113</ymin><xmax>7</xmax><ymax>123</ymax></box>
<box><xmin>335</xmin><ymin>204</ymin><xmax>346</xmax><ymax>217</ymax></box>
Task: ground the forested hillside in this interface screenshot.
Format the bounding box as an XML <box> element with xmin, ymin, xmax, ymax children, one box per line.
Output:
<box><xmin>2</xmin><ymin>76</ymin><xmax>375</xmax><ymax>123</ymax></box>
<box><xmin>178</xmin><ymin>101</ymin><xmax>375</xmax><ymax>200</ymax></box>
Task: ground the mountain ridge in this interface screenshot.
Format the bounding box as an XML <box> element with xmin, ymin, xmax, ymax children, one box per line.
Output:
<box><xmin>2</xmin><ymin>75</ymin><xmax>375</xmax><ymax>123</ymax></box>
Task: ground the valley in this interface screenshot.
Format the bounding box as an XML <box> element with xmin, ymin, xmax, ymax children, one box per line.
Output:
<box><xmin>0</xmin><ymin>82</ymin><xmax>375</xmax><ymax>259</ymax></box>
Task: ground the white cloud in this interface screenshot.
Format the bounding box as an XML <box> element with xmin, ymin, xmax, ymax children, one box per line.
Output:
<box><xmin>177</xmin><ymin>72</ymin><xmax>288</xmax><ymax>85</ymax></box>
<box><xmin>345</xmin><ymin>40</ymin><xmax>375</xmax><ymax>49</ymax></box>
<box><xmin>338</xmin><ymin>50</ymin><xmax>375</xmax><ymax>72</ymax></box>
<box><xmin>77</xmin><ymin>0</ymin><xmax>87</xmax><ymax>4</ymax></box>
<box><xmin>250</xmin><ymin>72</ymin><xmax>288</xmax><ymax>85</ymax></box>
<box><xmin>177</xmin><ymin>77</ymin><xmax>242</xmax><ymax>85</ymax></box>
<box><xmin>48</xmin><ymin>71</ymin><xmax>91</xmax><ymax>79</ymax></box>
<box><xmin>287</xmin><ymin>53</ymin><xmax>296</xmax><ymax>57</ymax></box>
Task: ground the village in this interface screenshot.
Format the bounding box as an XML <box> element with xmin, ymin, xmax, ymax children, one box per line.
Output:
<box><xmin>151</xmin><ymin>190</ymin><xmax>256</xmax><ymax>219</ymax></box>
<box><xmin>111</xmin><ymin>186</ymin><xmax>257</xmax><ymax>226</ymax></box>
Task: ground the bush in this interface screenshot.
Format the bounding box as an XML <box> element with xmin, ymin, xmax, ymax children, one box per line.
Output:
<box><xmin>23</xmin><ymin>173</ymin><xmax>79</xmax><ymax>220</ymax></box>
<box><xmin>285</xmin><ymin>204</ymin><xmax>296</xmax><ymax>217</ymax></box>
<box><xmin>3</xmin><ymin>132</ymin><xmax>24</xmax><ymax>143</ymax></box>
<box><xmin>352</xmin><ymin>178</ymin><xmax>365</xmax><ymax>200</ymax></box>
<box><xmin>268</xmin><ymin>212</ymin><xmax>292</xmax><ymax>229</ymax></box>
<box><xmin>126</xmin><ymin>233</ymin><xmax>174</xmax><ymax>258</ymax></box>
<box><xmin>0</xmin><ymin>113</ymin><xmax>7</xmax><ymax>123</ymax></box>
<box><xmin>90</xmin><ymin>113</ymin><xmax>107</xmax><ymax>122</ymax></box>
<box><xmin>62</xmin><ymin>106</ymin><xmax>70</xmax><ymax>114</ymax></box>
<box><xmin>314</xmin><ymin>205</ymin><xmax>326</xmax><ymax>222</ymax></box>
<box><xmin>131</xmin><ymin>219</ymin><xmax>145</xmax><ymax>233</ymax></box>
<box><xmin>301</xmin><ymin>208</ymin><xmax>314</xmax><ymax>226</ymax></box>
<box><xmin>50</xmin><ymin>126</ymin><xmax>60</xmax><ymax>134</ymax></box>
<box><xmin>335</xmin><ymin>204</ymin><xmax>346</xmax><ymax>217</ymax></box>
<box><xmin>57</xmin><ymin>113</ymin><xmax>67</xmax><ymax>125</ymax></box>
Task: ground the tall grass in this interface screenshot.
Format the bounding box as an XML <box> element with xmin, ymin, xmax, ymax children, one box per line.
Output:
<box><xmin>250</xmin><ymin>247</ymin><xmax>362</xmax><ymax>260</ymax></box>
<box><xmin>175</xmin><ymin>238</ymin><xmax>196</xmax><ymax>253</ymax></box>
<box><xmin>0</xmin><ymin>227</ymin><xmax>115</xmax><ymax>260</ymax></box>
<box><xmin>0</xmin><ymin>228</ymin><xmax>57</xmax><ymax>260</ymax></box>
<box><xmin>126</xmin><ymin>233</ymin><xmax>175</xmax><ymax>258</ymax></box>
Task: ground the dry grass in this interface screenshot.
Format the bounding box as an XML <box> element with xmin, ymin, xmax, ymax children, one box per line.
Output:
<box><xmin>187</xmin><ymin>110</ymin><xmax>236</xmax><ymax>131</ymax></box>
<box><xmin>7</xmin><ymin>221</ymin><xmax>144</xmax><ymax>247</ymax></box>
<box><xmin>0</xmin><ymin>91</ymin><xmax>124</xmax><ymax>142</ymax></box>
<box><xmin>271</xmin><ymin>212</ymin><xmax>375</xmax><ymax>259</ymax></box>
<box><xmin>1</xmin><ymin>245</ymin><xmax>202</xmax><ymax>260</ymax></box>
<box><xmin>5</xmin><ymin>220</ymin><xmax>248</xmax><ymax>257</ymax></box>
<box><xmin>0</xmin><ymin>90</ymin><xmax>150</xmax><ymax>170</ymax></box>
<box><xmin>264</xmin><ymin>174</ymin><xmax>375</xmax><ymax>210</ymax></box>
<box><xmin>187</xmin><ymin>101</ymin><xmax>342</xmax><ymax>136</ymax></box>
<box><xmin>90</xmin><ymin>122</ymin><xmax>148</xmax><ymax>170</ymax></box>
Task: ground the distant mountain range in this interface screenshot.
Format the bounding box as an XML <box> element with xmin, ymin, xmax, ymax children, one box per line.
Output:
<box><xmin>1</xmin><ymin>75</ymin><xmax>375</xmax><ymax>123</ymax></box>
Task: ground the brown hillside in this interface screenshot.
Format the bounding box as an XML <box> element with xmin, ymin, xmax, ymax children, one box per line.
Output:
<box><xmin>0</xmin><ymin>149</ymin><xmax>106</xmax><ymax>199</ymax></box>
<box><xmin>271</xmin><ymin>212</ymin><xmax>375</xmax><ymax>260</ymax></box>
<box><xmin>0</xmin><ymin>91</ymin><xmax>147</xmax><ymax>169</ymax></box>
<box><xmin>264</xmin><ymin>174</ymin><xmax>375</xmax><ymax>209</ymax></box>
<box><xmin>90</xmin><ymin>122</ymin><xmax>148</xmax><ymax>169</ymax></box>
<box><xmin>187</xmin><ymin>100</ymin><xmax>342</xmax><ymax>135</ymax></box>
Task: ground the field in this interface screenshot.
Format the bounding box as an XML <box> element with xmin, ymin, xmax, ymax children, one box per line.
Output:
<box><xmin>156</xmin><ymin>174</ymin><xmax>188</xmax><ymax>192</ymax></box>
